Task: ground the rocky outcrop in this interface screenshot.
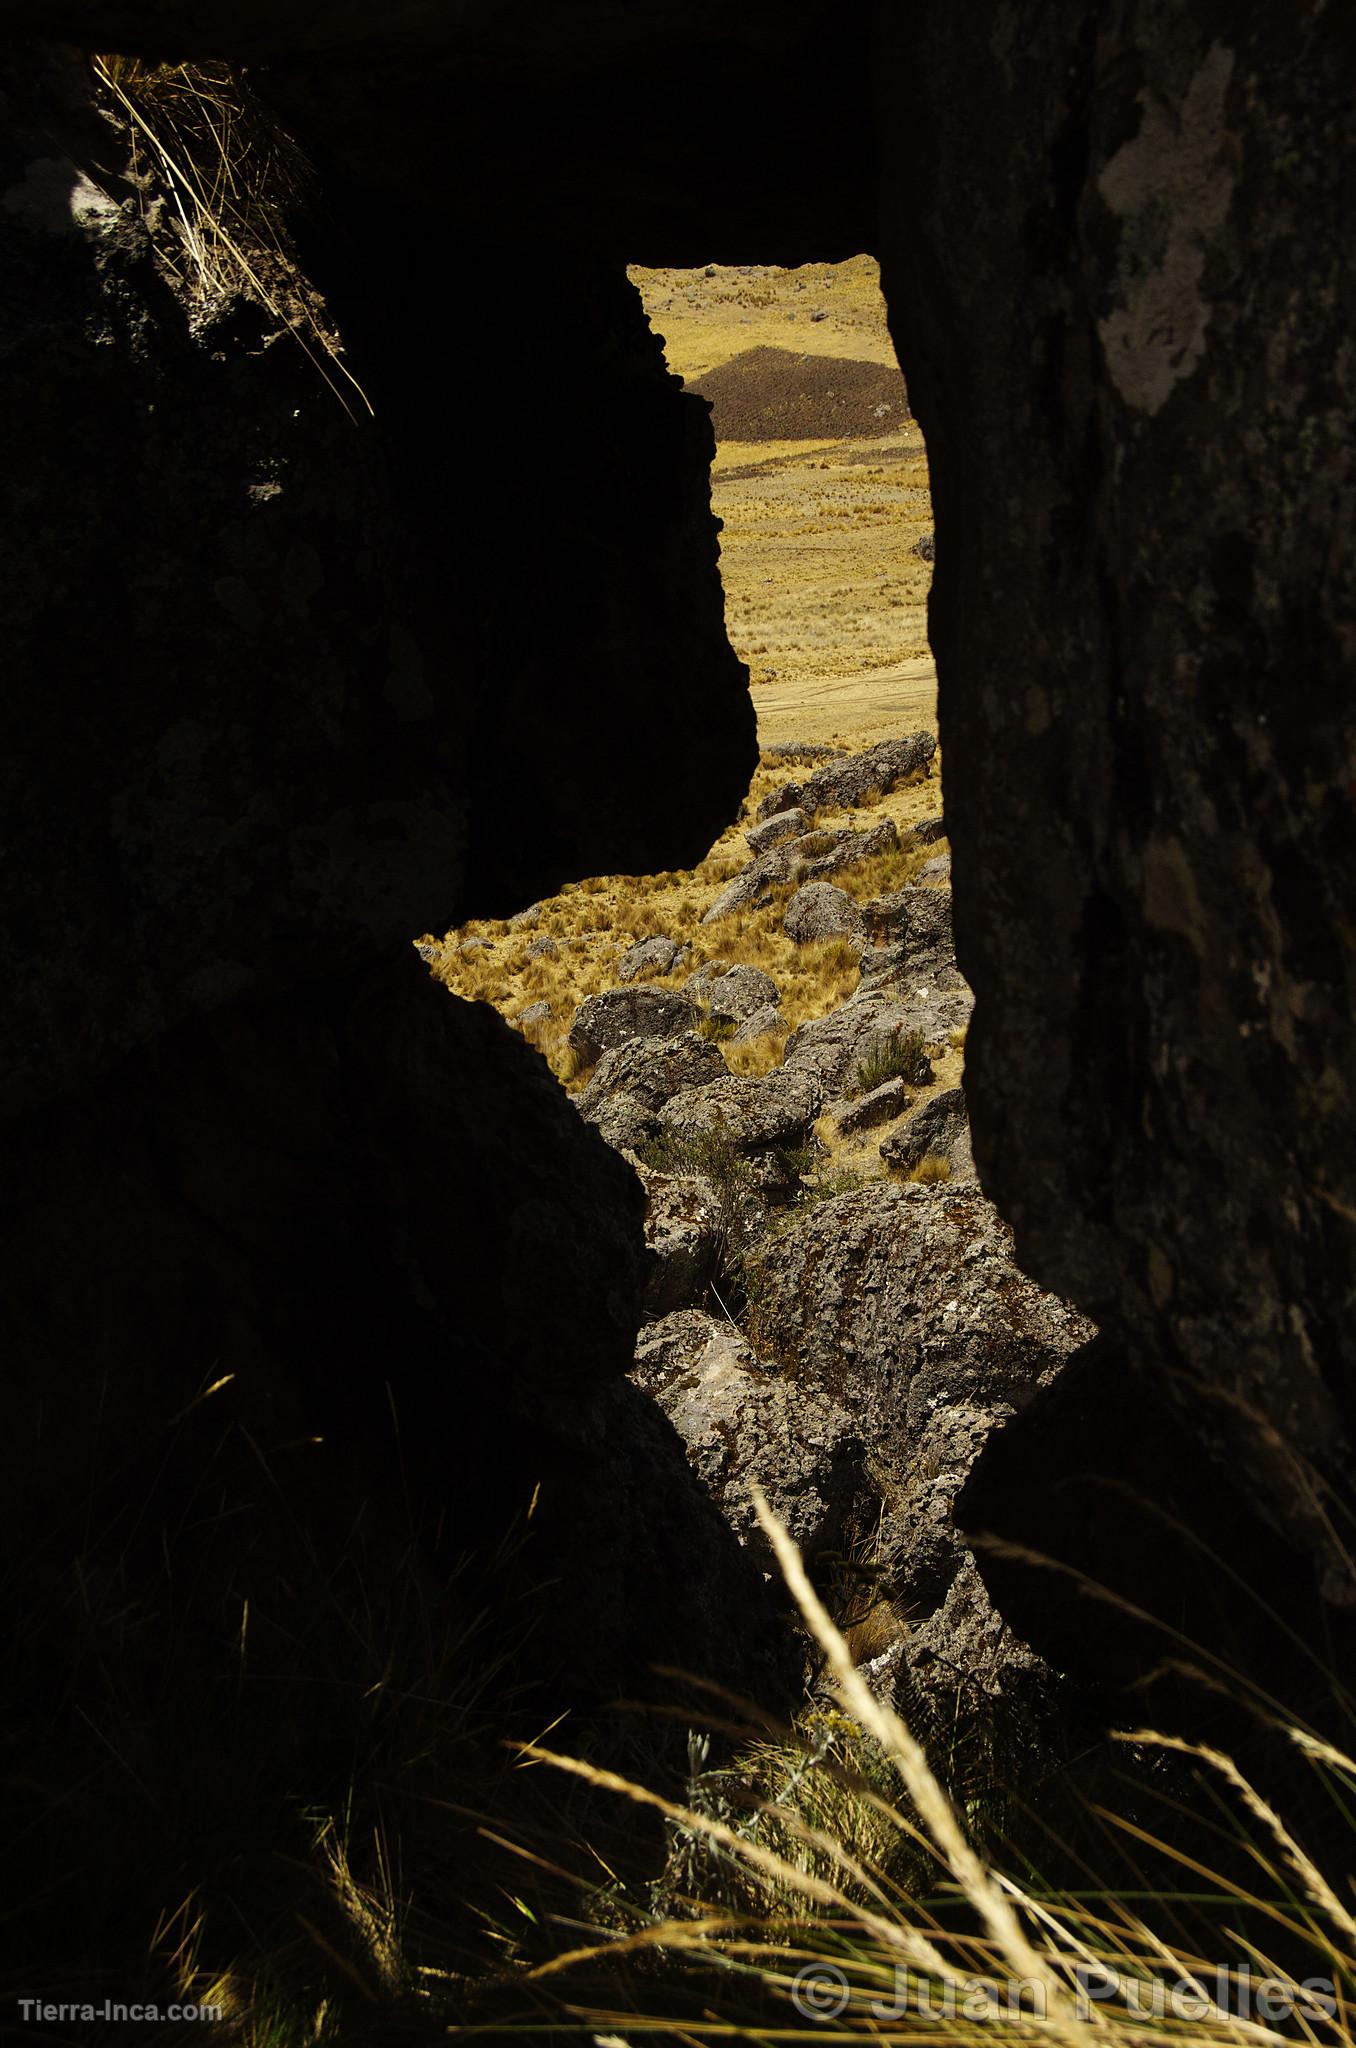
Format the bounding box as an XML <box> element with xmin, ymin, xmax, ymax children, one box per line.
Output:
<box><xmin>879</xmin><ymin>2</ymin><xmax>1356</xmax><ymax>1665</ymax></box>
<box><xmin>756</xmin><ymin>730</ymin><xmax>936</xmax><ymax>821</ymax></box>
<box><xmin>703</xmin><ymin>963</ymin><xmax>781</xmax><ymax>1024</ymax></box>
<box><xmin>575</xmin><ymin>1029</ymin><xmax>728</xmax><ymax>1152</ymax></box>
<box><xmin>880</xmin><ymin>1085</ymin><xmax>972</xmax><ymax>1177</ymax></box>
<box><xmin>784</xmin><ymin>983</ymin><xmax>967</xmax><ymax>1097</ymax></box>
<box><xmin>618</xmin><ymin>934</ymin><xmax>685</xmax><ymax>982</ymax></box>
<box><xmin>783</xmin><ymin>881</ymin><xmax>865</xmax><ymax>947</ymax></box>
<box><xmin>633</xmin><ymin>1310</ymin><xmax>863</xmax><ymax>1566</ymax></box>
<box><xmin>659</xmin><ymin>1068</ymin><xmax>822</xmax><ymax>1155</ymax></box>
<box><xmin>742</xmin><ymin>1180</ymin><xmax>1094</xmax><ymax>1751</ymax></box>
<box><xmin>701</xmin><ymin>816</ymin><xmax>897</xmax><ymax>924</ymax></box>
<box><xmin>0</xmin><ymin>49</ymin><xmax>756</xmax><ymax>1121</ymax></box>
<box><xmin>566</xmin><ymin>984</ymin><xmax>702</xmax><ymax>1065</ymax></box>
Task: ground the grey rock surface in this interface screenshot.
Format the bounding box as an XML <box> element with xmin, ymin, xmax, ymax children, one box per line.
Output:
<box><xmin>783</xmin><ymin>880</ymin><xmax>866</xmax><ymax>947</ymax></box>
<box><xmin>746</xmin><ymin>807</ymin><xmax>807</xmax><ymax>854</ymax></box>
<box><xmin>730</xmin><ymin>1003</ymin><xmax>787</xmax><ymax>1046</ymax></box>
<box><xmin>618</xmin><ymin>934</ymin><xmax>684</xmax><ymax>983</ymax></box>
<box><xmin>705</xmin><ymin>964</ymin><xmax>781</xmax><ymax>1025</ymax></box>
<box><xmin>567</xmin><ymin>984</ymin><xmax>702</xmax><ymax>1066</ymax></box>
<box><xmin>632</xmin><ymin>1310</ymin><xmax>863</xmax><ymax>1565</ymax></box>
<box><xmin>834</xmin><ymin>1075</ymin><xmax>911</xmax><ymax>1136</ymax></box>
<box><xmin>659</xmin><ymin>1067</ymin><xmax>823</xmax><ymax>1154</ymax></box>
<box><xmin>881</xmin><ymin>1086</ymin><xmax>971</xmax><ymax>1177</ymax></box>
<box><xmin>575</xmin><ymin>1029</ymin><xmax>728</xmax><ymax>1153</ymax></box>
<box><xmin>756</xmin><ymin>731</ymin><xmax>936</xmax><ymax>822</ymax></box>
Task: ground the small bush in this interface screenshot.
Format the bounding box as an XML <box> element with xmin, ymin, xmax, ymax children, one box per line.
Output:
<box><xmin>851</xmin><ymin>1026</ymin><xmax>931</xmax><ymax>1097</ymax></box>
<box><xmin>908</xmin><ymin>1151</ymin><xmax>952</xmax><ymax>1184</ymax></box>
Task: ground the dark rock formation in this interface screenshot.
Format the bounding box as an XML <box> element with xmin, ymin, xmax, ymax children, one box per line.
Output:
<box><xmin>566</xmin><ymin>983</ymin><xmax>703</xmax><ymax>1066</ymax></box>
<box><xmin>878</xmin><ymin>3</ymin><xmax>1356</xmax><ymax>1668</ymax></box>
<box><xmin>745</xmin><ymin>1180</ymin><xmax>1095</xmax><ymax>1763</ymax></box>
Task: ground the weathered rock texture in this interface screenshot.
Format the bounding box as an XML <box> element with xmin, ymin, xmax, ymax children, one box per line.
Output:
<box><xmin>5</xmin><ymin>0</ymin><xmax>1356</xmax><ymax>1978</ymax></box>
<box><xmin>876</xmin><ymin>5</ymin><xmax>1356</xmax><ymax>1668</ymax></box>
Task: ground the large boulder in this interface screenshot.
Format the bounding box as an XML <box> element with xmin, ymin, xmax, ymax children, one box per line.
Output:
<box><xmin>746</xmin><ymin>1180</ymin><xmax>1095</xmax><ymax>1744</ymax></box>
<box><xmin>881</xmin><ymin>1085</ymin><xmax>972</xmax><ymax>1178</ymax></box>
<box><xmin>784</xmin><ymin>984</ymin><xmax>969</xmax><ymax>1097</ymax></box>
<box><xmin>879</xmin><ymin>2</ymin><xmax>1356</xmax><ymax>1673</ymax></box>
<box><xmin>704</xmin><ymin>964</ymin><xmax>781</xmax><ymax>1025</ymax></box>
<box><xmin>701</xmin><ymin>818</ymin><xmax>898</xmax><ymax>925</ymax></box>
<box><xmin>783</xmin><ymin>881</ymin><xmax>866</xmax><ymax>947</ymax></box>
<box><xmin>632</xmin><ymin>1311</ymin><xmax>864</xmax><ymax>1567</ymax></box>
<box><xmin>618</xmin><ymin>934</ymin><xmax>685</xmax><ymax>983</ymax></box>
<box><xmin>659</xmin><ymin>1068</ymin><xmax>823</xmax><ymax>1155</ymax></box>
<box><xmin>575</xmin><ymin>1030</ymin><xmax>728</xmax><ymax>1153</ymax></box>
<box><xmin>566</xmin><ymin>984</ymin><xmax>702</xmax><ymax>1066</ymax></box>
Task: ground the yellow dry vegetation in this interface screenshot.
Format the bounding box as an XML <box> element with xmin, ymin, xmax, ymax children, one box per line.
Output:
<box><xmin>631</xmin><ymin>256</ymin><xmax>934</xmax><ymax>702</ymax></box>
<box><xmin>429</xmin><ymin>254</ymin><xmax>955</xmax><ymax>1178</ymax></box>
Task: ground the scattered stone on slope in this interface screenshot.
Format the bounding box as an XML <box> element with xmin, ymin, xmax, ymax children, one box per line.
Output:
<box><xmin>508</xmin><ymin>903</ymin><xmax>545</xmax><ymax>931</ymax></box>
<box><xmin>705</xmin><ymin>964</ymin><xmax>781</xmax><ymax>1025</ymax></box>
<box><xmin>526</xmin><ymin>935</ymin><xmax>558</xmax><ymax>960</ymax></box>
<box><xmin>913</xmin><ymin>531</ymin><xmax>935</xmax><ymax>564</ymax></box>
<box><xmin>756</xmin><ymin>731</ymin><xmax>936</xmax><ymax>822</ymax></box>
<box><xmin>632</xmin><ymin>1310</ymin><xmax>864</xmax><ymax>1565</ymax></box>
<box><xmin>912</xmin><ymin>814</ymin><xmax>947</xmax><ymax>844</ymax></box>
<box><xmin>659</xmin><ymin>1069</ymin><xmax>822</xmax><ymax>1171</ymax></box>
<box><xmin>784</xmin><ymin>986</ymin><xmax>966</xmax><ymax>1097</ymax></box>
<box><xmin>860</xmin><ymin>885</ymin><xmax>953</xmax><ymax>955</ymax></box>
<box><xmin>575</xmin><ymin>1029</ymin><xmax>727</xmax><ymax>1154</ymax></box>
<box><xmin>918</xmin><ymin>852</ymin><xmax>952</xmax><ymax>884</ymax></box>
<box><xmin>745</xmin><ymin>807</ymin><xmax>807</xmax><ymax>854</ymax></box>
<box><xmin>731</xmin><ymin>1003</ymin><xmax>786</xmax><ymax>1045</ymax></box>
<box><xmin>701</xmin><ymin>818</ymin><xmax>898</xmax><ymax>926</ymax></box>
<box><xmin>834</xmin><ymin>1076</ymin><xmax>910</xmax><ymax>1137</ymax></box>
<box><xmin>618</xmin><ymin>933</ymin><xmax>684</xmax><ymax>983</ymax></box>
<box><xmin>516</xmin><ymin>999</ymin><xmax>553</xmax><ymax>1028</ymax></box>
<box><xmin>881</xmin><ymin>1085</ymin><xmax>971</xmax><ymax>1178</ymax></box>
<box><xmin>761</xmin><ymin>741</ymin><xmax>844</xmax><ymax>767</ymax></box>
<box><xmin>783</xmin><ymin>880</ymin><xmax>865</xmax><ymax>948</ymax></box>
<box><xmin>566</xmin><ymin>983</ymin><xmax>701</xmax><ymax>1066</ymax></box>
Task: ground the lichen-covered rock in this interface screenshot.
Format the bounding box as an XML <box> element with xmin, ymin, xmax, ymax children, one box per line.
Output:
<box><xmin>659</xmin><ymin>1068</ymin><xmax>823</xmax><ymax>1154</ymax></box>
<box><xmin>784</xmin><ymin>985</ymin><xmax>966</xmax><ymax>1096</ymax></box>
<box><xmin>567</xmin><ymin>984</ymin><xmax>702</xmax><ymax>1066</ymax></box>
<box><xmin>881</xmin><ymin>1085</ymin><xmax>971</xmax><ymax>1177</ymax></box>
<box><xmin>860</xmin><ymin>885</ymin><xmax>953</xmax><ymax>956</ymax></box>
<box><xmin>636</xmin><ymin>1168</ymin><xmax>725</xmax><ymax>1316</ymax></box>
<box><xmin>878</xmin><ymin>3</ymin><xmax>1356</xmax><ymax>1650</ymax></box>
<box><xmin>701</xmin><ymin>819</ymin><xmax>898</xmax><ymax>925</ymax></box>
<box><xmin>783</xmin><ymin>881</ymin><xmax>865</xmax><ymax>947</ymax></box>
<box><xmin>730</xmin><ymin>1003</ymin><xmax>787</xmax><ymax>1046</ymax></box>
<box><xmin>834</xmin><ymin>1075</ymin><xmax>910</xmax><ymax>1137</ymax></box>
<box><xmin>745</xmin><ymin>806</ymin><xmax>807</xmax><ymax>854</ymax></box>
<box><xmin>575</xmin><ymin>1029</ymin><xmax>728</xmax><ymax>1153</ymax></box>
<box><xmin>632</xmin><ymin>1310</ymin><xmax>863</xmax><ymax>1566</ymax></box>
<box><xmin>746</xmin><ymin>1179</ymin><xmax>1095</xmax><ymax>1737</ymax></box>
<box><xmin>756</xmin><ymin>731</ymin><xmax>936</xmax><ymax>821</ymax></box>
<box><xmin>618</xmin><ymin>934</ymin><xmax>684</xmax><ymax>983</ymax></box>
<box><xmin>704</xmin><ymin>963</ymin><xmax>781</xmax><ymax>1024</ymax></box>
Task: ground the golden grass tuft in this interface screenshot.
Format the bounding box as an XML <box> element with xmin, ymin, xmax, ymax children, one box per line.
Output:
<box><xmin>91</xmin><ymin>53</ymin><xmax>371</xmax><ymax>416</ymax></box>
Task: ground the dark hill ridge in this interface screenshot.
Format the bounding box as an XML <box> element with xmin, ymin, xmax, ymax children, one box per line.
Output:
<box><xmin>687</xmin><ymin>345</ymin><xmax>908</xmax><ymax>440</ymax></box>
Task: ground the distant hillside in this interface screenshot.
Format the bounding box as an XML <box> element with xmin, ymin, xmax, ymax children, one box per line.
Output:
<box><xmin>687</xmin><ymin>346</ymin><xmax>909</xmax><ymax>441</ymax></box>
